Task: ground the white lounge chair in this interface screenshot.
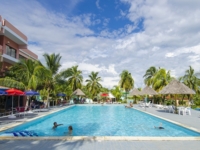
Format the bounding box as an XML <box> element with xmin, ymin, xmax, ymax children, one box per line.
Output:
<box><xmin>139</xmin><ymin>103</ymin><xmax>145</xmax><ymax>107</ymax></box>
<box><xmin>178</xmin><ymin>107</ymin><xmax>186</xmax><ymax>115</ymax></box>
<box><xmin>185</xmin><ymin>107</ymin><xmax>191</xmax><ymax>115</ymax></box>
<box><xmin>145</xmin><ymin>102</ymin><xmax>151</xmax><ymax>107</ymax></box>
<box><xmin>168</xmin><ymin>106</ymin><xmax>175</xmax><ymax>113</ymax></box>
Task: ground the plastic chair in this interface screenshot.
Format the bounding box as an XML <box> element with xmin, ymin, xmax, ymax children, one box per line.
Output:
<box><xmin>168</xmin><ymin>106</ymin><xmax>175</xmax><ymax>113</ymax></box>
<box><xmin>185</xmin><ymin>107</ymin><xmax>191</xmax><ymax>115</ymax></box>
<box><xmin>178</xmin><ymin>107</ymin><xmax>186</xmax><ymax>115</ymax></box>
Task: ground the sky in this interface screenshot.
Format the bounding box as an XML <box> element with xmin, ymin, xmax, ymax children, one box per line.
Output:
<box><xmin>0</xmin><ymin>0</ymin><xmax>200</xmax><ymax>89</ymax></box>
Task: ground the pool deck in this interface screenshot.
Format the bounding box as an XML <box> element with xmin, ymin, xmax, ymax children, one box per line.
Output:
<box><xmin>0</xmin><ymin>104</ymin><xmax>200</xmax><ymax>149</ymax></box>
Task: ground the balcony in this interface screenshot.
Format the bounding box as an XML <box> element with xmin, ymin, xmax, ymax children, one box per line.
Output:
<box><xmin>1</xmin><ymin>53</ymin><xmax>18</xmax><ymax>64</ymax></box>
<box><xmin>0</xmin><ymin>19</ymin><xmax>27</xmax><ymax>45</ymax></box>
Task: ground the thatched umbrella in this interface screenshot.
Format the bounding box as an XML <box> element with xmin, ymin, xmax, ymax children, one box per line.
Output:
<box><xmin>72</xmin><ymin>89</ymin><xmax>85</xmax><ymax>103</ymax></box>
<box><xmin>129</xmin><ymin>88</ymin><xmax>142</xmax><ymax>103</ymax></box>
<box><xmin>72</xmin><ymin>89</ymin><xmax>85</xmax><ymax>96</ymax></box>
<box><xmin>140</xmin><ymin>86</ymin><xmax>157</xmax><ymax>110</ymax></box>
<box><xmin>141</xmin><ymin>86</ymin><xmax>158</xmax><ymax>95</ymax></box>
<box><xmin>159</xmin><ymin>79</ymin><xmax>195</xmax><ymax>113</ymax></box>
<box><xmin>159</xmin><ymin>79</ymin><xmax>195</xmax><ymax>95</ymax></box>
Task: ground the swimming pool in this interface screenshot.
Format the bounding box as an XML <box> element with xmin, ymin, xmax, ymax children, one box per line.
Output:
<box><xmin>1</xmin><ymin>105</ymin><xmax>200</xmax><ymax>137</ymax></box>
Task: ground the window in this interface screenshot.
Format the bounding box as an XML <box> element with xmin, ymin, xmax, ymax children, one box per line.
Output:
<box><xmin>19</xmin><ymin>55</ymin><xmax>26</xmax><ymax>60</ymax></box>
<box><xmin>6</xmin><ymin>45</ymin><xmax>16</xmax><ymax>58</ymax></box>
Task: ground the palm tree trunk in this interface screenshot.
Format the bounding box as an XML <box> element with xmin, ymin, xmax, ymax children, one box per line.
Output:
<box><xmin>182</xmin><ymin>94</ymin><xmax>185</xmax><ymax>105</ymax></box>
<box><xmin>46</xmin><ymin>88</ymin><xmax>50</xmax><ymax>108</ymax></box>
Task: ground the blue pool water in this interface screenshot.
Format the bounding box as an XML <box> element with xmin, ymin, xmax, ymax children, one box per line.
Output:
<box><xmin>1</xmin><ymin>105</ymin><xmax>200</xmax><ymax>137</ymax></box>
<box><xmin>196</xmin><ymin>108</ymin><xmax>200</xmax><ymax>111</ymax></box>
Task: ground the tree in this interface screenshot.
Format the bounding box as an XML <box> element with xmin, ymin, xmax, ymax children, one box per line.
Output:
<box><xmin>0</xmin><ymin>59</ymin><xmax>49</xmax><ymax>90</ymax></box>
<box><xmin>119</xmin><ymin>70</ymin><xmax>134</xmax><ymax>99</ymax></box>
<box><xmin>61</xmin><ymin>65</ymin><xmax>83</xmax><ymax>92</ymax></box>
<box><xmin>152</xmin><ymin>69</ymin><xmax>173</xmax><ymax>91</ymax></box>
<box><xmin>143</xmin><ymin>66</ymin><xmax>173</xmax><ymax>92</ymax></box>
<box><xmin>85</xmin><ymin>71</ymin><xmax>102</xmax><ymax>99</ymax></box>
<box><xmin>42</xmin><ymin>53</ymin><xmax>62</xmax><ymax>107</ymax></box>
<box><xmin>43</xmin><ymin>53</ymin><xmax>61</xmax><ymax>76</ymax></box>
<box><xmin>179</xmin><ymin>66</ymin><xmax>200</xmax><ymax>94</ymax></box>
<box><xmin>143</xmin><ymin>66</ymin><xmax>158</xmax><ymax>86</ymax></box>
<box><xmin>111</xmin><ymin>86</ymin><xmax>122</xmax><ymax>101</ymax></box>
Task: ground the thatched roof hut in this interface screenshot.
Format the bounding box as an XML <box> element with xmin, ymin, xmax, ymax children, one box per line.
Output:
<box><xmin>141</xmin><ymin>86</ymin><xmax>158</xmax><ymax>95</ymax></box>
<box><xmin>72</xmin><ymin>89</ymin><xmax>85</xmax><ymax>96</ymax></box>
<box><xmin>159</xmin><ymin>80</ymin><xmax>195</xmax><ymax>95</ymax></box>
<box><xmin>129</xmin><ymin>88</ymin><xmax>142</xmax><ymax>96</ymax></box>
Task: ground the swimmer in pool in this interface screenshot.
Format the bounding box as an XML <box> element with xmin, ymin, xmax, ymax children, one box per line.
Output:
<box><xmin>52</xmin><ymin>122</ymin><xmax>63</xmax><ymax>129</ymax></box>
<box><xmin>154</xmin><ymin>123</ymin><xmax>164</xmax><ymax>129</ymax></box>
<box><xmin>64</xmin><ymin>125</ymin><xmax>73</xmax><ymax>136</ymax></box>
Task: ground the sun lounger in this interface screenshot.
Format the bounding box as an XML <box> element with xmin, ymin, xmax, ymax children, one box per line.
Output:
<box><xmin>0</xmin><ymin>131</ymin><xmax>38</xmax><ymax>137</ymax></box>
<box><xmin>154</xmin><ymin>104</ymin><xmax>164</xmax><ymax>109</ymax></box>
<box><xmin>139</xmin><ymin>103</ymin><xmax>145</xmax><ymax>107</ymax></box>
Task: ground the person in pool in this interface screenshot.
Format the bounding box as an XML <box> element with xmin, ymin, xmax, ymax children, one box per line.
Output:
<box><xmin>68</xmin><ymin>125</ymin><xmax>73</xmax><ymax>135</ymax></box>
<box><xmin>64</xmin><ymin>125</ymin><xmax>73</xmax><ymax>135</ymax></box>
<box><xmin>154</xmin><ymin>123</ymin><xmax>164</xmax><ymax>129</ymax></box>
<box><xmin>125</xmin><ymin>102</ymin><xmax>133</xmax><ymax>108</ymax></box>
<box><xmin>52</xmin><ymin>122</ymin><xmax>63</xmax><ymax>129</ymax></box>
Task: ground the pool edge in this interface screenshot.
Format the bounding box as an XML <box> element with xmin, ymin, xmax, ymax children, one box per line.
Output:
<box><xmin>0</xmin><ymin>105</ymin><xmax>75</xmax><ymax>132</ymax></box>
<box><xmin>133</xmin><ymin>107</ymin><xmax>200</xmax><ymax>134</ymax></box>
<box><xmin>0</xmin><ymin>136</ymin><xmax>200</xmax><ymax>141</ymax></box>
<box><xmin>1</xmin><ymin>105</ymin><xmax>200</xmax><ymax>141</ymax></box>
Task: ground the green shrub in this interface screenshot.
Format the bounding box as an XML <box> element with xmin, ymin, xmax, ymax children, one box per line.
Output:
<box><xmin>192</xmin><ymin>94</ymin><xmax>200</xmax><ymax>108</ymax></box>
<box><xmin>179</xmin><ymin>100</ymin><xmax>186</xmax><ymax>105</ymax></box>
<box><xmin>165</xmin><ymin>100</ymin><xmax>172</xmax><ymax>106</ymax></box>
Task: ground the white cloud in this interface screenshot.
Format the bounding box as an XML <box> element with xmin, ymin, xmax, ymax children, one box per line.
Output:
<box><xmin>103</xmin><ymin>18</ymin><xmax>110</xmax><ymax>27</ymax></box>
<box><xmin>61</xmin><ymin>62</ymin><xmax>117</xmax><ymax>76</ymax></box>
<box><xmin>96</xmin><ymin>0</ymin><xmax>101</xmax><ymax>9</ymax></box>
<box><xmin>1</xmin><ymin>0</ymin><xmax>200</xmax><ymax>89</ymax></box>
<box><xmin>165</xmin><ymin>53</ymin><xmax>175</xmax><ymax>58</ymax></box>
<box><xmin>100</xmin><ymin>76</ymin><xmax>119</xmax><ymax>88</ymax></box>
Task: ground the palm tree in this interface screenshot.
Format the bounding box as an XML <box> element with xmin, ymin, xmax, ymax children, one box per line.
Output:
<box><xmin>119</xmin><ymin>70</ymin><xmax>134</xmax><ymax>99</ymax></box>
<box><xmin>43</xmin><ymin>53</ymin><xmax>61</xmax><ymax>76</ymax></box>
<box><xmin>152</xmin><ymin>69</ymin><xmax>173</xmax><ymax>91</ymax></box>
<box><xmin>143</xmin><ymin>66</ymin><xmax>158</xmax><ymax>86</ymax></box>
<box><xmin>0</xmin><ymin>78</ymin><xmax>25</xmax><ymax>89</ymax></box>
<box><xmin>111</xmin><ymin>86</ymin><xmax>122</xmax><ymax>101</ymax></box>
<box><xmin>85</xmin><ymin>71</ymin><xmax>102</xmax><ymax>99</ymax></box>
<box><xmin>0</xmin><ymin>59</ymin><xmax>49</xmax><ymax>90</ymax></box>
<box><xmin>179</xmin><ymin>66</ymin><xmax>200</xmax><ymax>94</ymax></box>
<box><xmin>144</xmin><ymin>66</ymin><xmax>173</xmax><ymax>92</ymax></box>
<box><xmin>42</xmin><ymin>53</ymin><xmax>62</xmax><ymax>107</ymax></box>
<box><xmin>61</xmin><ymin>65</ymin><xmax>83</xmax><ymax>91</ymax></box>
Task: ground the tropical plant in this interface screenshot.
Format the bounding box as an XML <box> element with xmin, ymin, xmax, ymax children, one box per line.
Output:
<box><xmin>39</xmin><ymin>89</ymin><xmax>49</xmax><ymax>102</ymax></box>
<box><xmin>179</xmin><ymin>66</ymin><xmax>200</xmax><ymax>94</ymax></box>
<box><xmin>60</xmin><ymin>65</ymin><xmax>83</xmax><ymax>92</ymax></box>
<box><xmin>119</xmin><ymin>70</ymin><xmax>134</xmax><ymax>99</ymax></box>
<box><xmin>0</xmin><ymin>59</ymin><xmax>49</xmax><ymax>90</ymax></box>
<box><xmin>43</xmin><ymin>53</ymin><xmax>61</xmax><ymax>76</ymax></box>
<box><xmin>0</xmin><ymin>77</ymin><xmax>25</xmax><ymax>90</ymax></box>
<box><xmin>111</xmin><ymin>85</ymin><xmax>122</xmax><ymax>101</ymax></box>
<box><xmin>85</xmin><ymin>71</ymin><xmax>102</xmax><ymax>99</ymax></box>
<box><xmin>41</xmin><ymin>53</ymin><xmax>62</xmax><ymax>107</ymax></box>
<box><xmin>152</xmin><ymin>69</ymin><xmax>173</xmax><ymax>91</ymax></box>
<box><xmin>143</xmin><ymin>66</ymin><xmax>173</xmax><ymax>92</ymax></box>
<box><xmin>143</xmin><ymin>66</ymin><xmax>158</xmax><ymax>86</ymax></box>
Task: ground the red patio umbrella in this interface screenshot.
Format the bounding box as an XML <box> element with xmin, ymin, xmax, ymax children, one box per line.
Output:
<box><xmin>101</xmin><ymin>93</ymin><xmax>109</xmax><ymax>97</ymax></box>
<box><xmin>6</xmin><ymin>88</ymin><xmax>24</xmax><ymax>118</ymax></box>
